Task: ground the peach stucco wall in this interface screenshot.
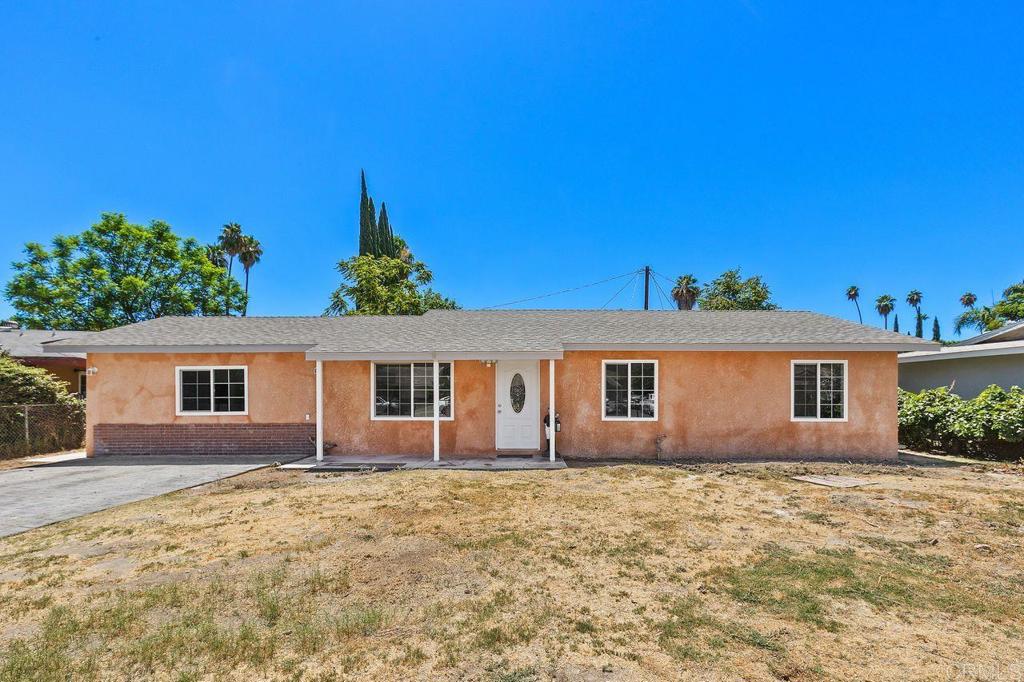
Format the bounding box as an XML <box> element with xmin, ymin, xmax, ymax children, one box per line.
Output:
<box><xmin>86</xmin><ymin>349</ymin><xmax>898</xmax><ymax>460</ymax></box>
<box><xmin>85</xmin><ymin>352</ymin><xmax>316</xmax><ymax>453</ymax></box>
<box><xmin>544</xmin><ymin>351</ymin><xmax>898</xmax><ymax>461</ymax></box>
<box><xmin>322</xmin><ymin>359</ymin><xmax>496</xmax><ymax>456</ymax></box>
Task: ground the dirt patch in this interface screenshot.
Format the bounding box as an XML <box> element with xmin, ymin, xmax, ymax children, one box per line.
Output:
<box><xmin>1</xmin><ymin>461</ymin><xmax>1023</xmax><ymax>680</ymax></box>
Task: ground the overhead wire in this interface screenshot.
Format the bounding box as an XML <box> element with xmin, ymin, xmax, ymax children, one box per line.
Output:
<box><xmin>601</xmin><ymin>270</ymin><xmax>642</xmax><ymax>309</ymax></box>
<box><xmin>483</xmin><ymin>269</ymin><xmax>641</xmax><ymax>309</ymax></box>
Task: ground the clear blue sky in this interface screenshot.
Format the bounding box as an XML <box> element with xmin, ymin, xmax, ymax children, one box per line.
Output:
<box><xmin>1</xmin><ymin>2</ymin><xmax>1022</xmax><ymax>336</ymax></box>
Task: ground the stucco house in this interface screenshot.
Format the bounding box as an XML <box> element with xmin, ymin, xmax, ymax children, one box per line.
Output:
<box><xmin>0</xmin><ymin>320</ymin><xmax>94</xmax><ymax>396</ymax></box>
<box><xmin>43</xmin><ymin>310</ymin><xmax>934</xmax><ymax>462</ymax></box>
<box><xmin>899</xmin><ymin>320</ymin><xmax>1024</xmax><ymax>398</ymax></box>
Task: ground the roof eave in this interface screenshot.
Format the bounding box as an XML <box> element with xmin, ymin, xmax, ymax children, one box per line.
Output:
<box><xmin>42</xmin><ymin>344</ymin><xmax>316</xmax><ymax>354</ymax></box>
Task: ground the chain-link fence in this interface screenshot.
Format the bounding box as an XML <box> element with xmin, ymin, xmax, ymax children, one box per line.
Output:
<box><xmin>0</xmin><ymin>403</ymin><xmax>86</xmax><ymax>459</ymax></box>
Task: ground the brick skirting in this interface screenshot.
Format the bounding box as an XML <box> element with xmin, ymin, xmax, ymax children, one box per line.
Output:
<box><xmin>93</xmin><ymin>423</ymin><xmax>315</xmax><ymax>456</ymax></box>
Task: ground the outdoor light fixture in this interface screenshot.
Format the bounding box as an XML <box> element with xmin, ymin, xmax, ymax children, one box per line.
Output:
<box><xmin>85</xmin><ymin>366</ymin><xmax>98</xmax><ymax>376</ymax></box>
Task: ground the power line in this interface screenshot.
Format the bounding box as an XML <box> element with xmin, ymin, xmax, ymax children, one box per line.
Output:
<box><xmin>652</xmin><ymin>274</ymin><xmax>673</xmax><ymax>310</ymax></box>
<box><xmin>483</xmin><ymin>269</ymin><xmax>641</xmax><ymax>309</ymax></box>
<box><xmin>601</xmin><ymin>270</ymin><xmax>641</xmax><ymax>309</ymax></box>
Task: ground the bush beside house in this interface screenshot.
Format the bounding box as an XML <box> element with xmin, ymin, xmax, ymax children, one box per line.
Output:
<box><xmin>898</xmin><ymin>385</ymin><xmax>1024</xmax><ymax>459</ymax></box>
<box><xmin>0</xmin><ymin>353</ymin><xmax>85</xmax><ymax>458</ymax></box>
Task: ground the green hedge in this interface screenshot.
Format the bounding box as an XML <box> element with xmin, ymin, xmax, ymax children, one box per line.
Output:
<box><xmin>898</xmin><ymin>385</ymin><xmax>1024</xmax><ymax>459</ymax></box>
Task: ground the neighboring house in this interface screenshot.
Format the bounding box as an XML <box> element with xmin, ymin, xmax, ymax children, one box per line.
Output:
<box><xmin>898</xmin><ymin>320</ymin><xmax>1024</xmax><ymax>397</ymax></box>
<box><xmin>0</xmin><ymin>320</ymin><xmax>94</xmax><ymax>396</ymax></box>
<box><xmin>44</xmin><ymin>310</ymin><xmax>933</xmax><ymax>461</ymax></box>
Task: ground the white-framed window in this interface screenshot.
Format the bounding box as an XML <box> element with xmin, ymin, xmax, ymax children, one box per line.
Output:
<box><xmin>176</xmin><ymin>366</ymin><xmax>248</xmax><ymax>415</ymax></box>
<box><xmin>602</xmin><ymin>360</ymin><xmax>658</xmax><ymax>421</ymax></box>
<box><xmin>371</xmin><ymin>362</ymin><xmax>454</xmax><ymax>420</ymax></box>
<box><xmin>791</xmin><ymin>360</ymin><xmax>847</xmax><ymax>422</ymax></box>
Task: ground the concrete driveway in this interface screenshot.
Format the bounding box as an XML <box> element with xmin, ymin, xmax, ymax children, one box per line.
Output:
<box><xmin>0</xmin><ymin>454</ymin><xmax>289</xmax><ymax>538</ymax></box>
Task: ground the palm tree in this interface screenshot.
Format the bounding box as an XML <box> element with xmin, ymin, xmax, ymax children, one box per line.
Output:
<box><xmin>846</xmin><ymin>285</ymin><xmax>862</xmax><ymax>323</ymax></box>
<box><xmin>906</xmin><ymin>289</ymin><xmax>923</xmax><ymax>337</ymax></box>
<box><xmin>960</xmin><ymin>291</ymin><xmax>977</xmax><ymax>309</ymax></box>
<box><xmin>875</xmin><ymin>294</ymin><xmax>896</xmax><ymax>329</ymax></box>
<box><xmin>671</xmin><ymin>275</ymin><xmax>700</xmax><ymax>311</ymax></box>
<box><xmin>238</xmin><ymin>236</ymin><xmax>263</xmax><ymax>317</ymax></box>
<box><xmin>217</xmin><ymin>223</ymin><xmax>244</xmax><ymax>314</ymax></box>
<box><xmin>954</xmin><ymin>305</ymin><xmax>1003</xmax><ymax>336</ymax></box>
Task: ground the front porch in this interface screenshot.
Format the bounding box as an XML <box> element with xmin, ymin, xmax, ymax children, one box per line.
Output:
<box><xmin>282</xmin><ymin>453</ymin><xmax>567</xmax><ymax>471</ymax></box>
<box><xmin>310</xmin><ymin>354</ymin><xmax>562</xmax><ymax>464</ymax></box>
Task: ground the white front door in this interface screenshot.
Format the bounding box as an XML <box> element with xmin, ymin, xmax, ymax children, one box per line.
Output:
<box><xmin>495</xmin><ymin>361</ymin><xmax>540</xmax><ymax>450</ymax></box>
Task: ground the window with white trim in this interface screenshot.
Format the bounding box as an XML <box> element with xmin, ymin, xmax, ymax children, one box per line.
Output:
<box><xmin>602</xmin><ymin>360</ymin><xmax>658</xmax><ymax>420</ymax></box>
<box><xmin>177</xmin><ymin>366</ymin><xmax>247</xmax><ymax>414</ymax></box>
<box><xmin>792</xmin><ymin>361</ymin><xmax>846</xmax><ymax>421</ymax></box>
<box><xmin>372</xmin><ymin>362</ymin><xmax>453</xmax><ymax>420</ymax></box>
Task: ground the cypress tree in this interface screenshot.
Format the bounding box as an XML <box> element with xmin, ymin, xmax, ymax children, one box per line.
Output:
<box><xmin>378</xmin><ymin>202</ymin><xmax>395</xmax><ymax>258</ymax></box>
<box><xmin>915</xmin><ymin>312</ymin><xmax>924</xmax><ymax>338</ymax></box>
<box><xmin>358</xmin><ymin>170</ymin><xmax>378</xmax><ymax>256</ymax></box>
<box><xmin>893</xmin><ymin>313</ymin><xmax>900</xmax><ymax>333</ymax></box>
<box><xmin>932</xmin><ymin>317</ymin><xmax>941</xmax><ymax>342</ymax></box>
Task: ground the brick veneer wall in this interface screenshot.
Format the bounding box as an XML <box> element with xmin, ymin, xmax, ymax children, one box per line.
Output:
<box><xmin>93</xmin><ymin>423</ymin><xmax>315</xmax><ymax>456</ymax></box>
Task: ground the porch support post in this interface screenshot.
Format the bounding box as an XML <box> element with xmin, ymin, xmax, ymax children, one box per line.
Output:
<box><xmin>433</xmin><ymin>359</ymin><xmax>440</xmax><ymax>462</ymax></box>
<box><xmin>315</xmin><ymin>360</ymin><xmax>324</xmax><ymax>462</ymax></box>
<box><xmin>548</xmin><ymin>359</ymin><xmax>556</xmax><ymax>462</ymax></box>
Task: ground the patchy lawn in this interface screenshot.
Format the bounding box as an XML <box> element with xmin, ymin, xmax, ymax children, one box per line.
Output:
<box><xmin>1</xmin><ymin>461</ymin><xmax>1023</xmax><ymax>681</ymax></box>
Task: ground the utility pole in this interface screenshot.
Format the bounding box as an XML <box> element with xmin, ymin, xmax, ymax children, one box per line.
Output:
<box><xmin>643</xmin><ymin>265</ymin><xmax>651</xmax><ymax>310</ymax></box>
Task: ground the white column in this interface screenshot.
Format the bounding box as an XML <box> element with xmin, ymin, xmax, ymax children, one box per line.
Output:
<box><xmin>433</xmin><ymin>359</ymin><xmax>440</xmax><ymax>462</ymax></box>
<box><xmin>549</xmin><ymin>359</ymin><xmax>556</xmax><ymax>462</ymax></box>
<box><xmin>315</xmin><ymin>360</ymin><xmax>324</xmax><ymax>462</ymax></box>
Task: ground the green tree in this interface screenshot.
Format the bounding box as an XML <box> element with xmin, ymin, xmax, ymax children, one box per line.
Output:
<box><xmin>671</xmin><ymin>274</ymin><xmax>700</xmax><ymax>311</ymax></box>
<box><xmin>954</xmin><ymin>282</ymin><xmax>1024</xmax><ymax>335</ymax></box>
<box><xmin>932</xmin><ymin>317</ymin><xmax>941</xmax><ymax>342</ymax></box>
<box><xmin>358</xmin><ymin>170</ymin><xmax>378</xmax><ymax>256</ymax></box>
<box><xmin>846</xmin><ymin>285</ymin><xmax>862</xmax><ymax>323</ymax></box>
<box><xmin>376</xmin><ymin>202</ymin><xmax>399</xmax><ymax>259</ymax></box>
<box><xmin>238</xmin><ymin>235</ymin><xmax>263</xmax><ymax>317</ymax></box>
<box><xmin>893</xmin><ymin>313</ymin><xmax>900</xmax><ymax>333</ymax></box>
<box><xmin>994</xmin><ymin>281</ymin><xmax>1024</xmax><ymax>321</ymax></box>
<box><xmin>324</xmin><ymin>245</ymin><xmax>458</xmax><ymax>316</ymax></box>
<box><xmin>217</xmin><ymin>222</ymin><xmax>244</xmax><ymax>315</ymax></box>
<box><xmin>875</xmin><ymin>294</ymin><xmax>895</xmax><ymax>329</ymax></box>
<box><xmin>906</xmin><ymin>290</ymin><xmax>924</xmax><ymax>338</ymax></box>
<box><xmin>696</xmin><ymin>269</ymin><xmax>778</xmax><ymax>311</ymax></box>
<box><xmin>4</xmin><ymin>212</ymin><xmax>244</xmax><ymax>330</ymax></box>
<box><xmin>960</xmin><ymin>291</ymin><xmax>977</xmax><ymax>308</ymax></box>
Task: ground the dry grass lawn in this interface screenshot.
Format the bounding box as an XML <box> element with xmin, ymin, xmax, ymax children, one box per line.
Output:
<box><xmin>2</xmin><ymin>460</ymin><xmax>1024</xmax><ymax>681</ymax></box>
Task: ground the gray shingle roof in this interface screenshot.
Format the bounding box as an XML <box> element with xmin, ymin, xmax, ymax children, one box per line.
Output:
<box><xmin>1</xmin><ymin>327</ymin><xmax>95</xmax><ymax>359</ymax></box>
<box><xmin>43</xmin><ymin>309</ymin><xmax>936</xmax><ymax>354</ymax></box>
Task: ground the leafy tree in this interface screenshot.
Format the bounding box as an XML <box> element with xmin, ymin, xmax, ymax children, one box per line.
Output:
<box><xmin>932</xmin><ymin>317</ymin><xmax>941</xmax><ymax>342</ymax></box>
<box><xmin>893</xmin><ymin>313</ymin><xmax>900</xmax><ymax>333</ymax></box>
<box><xmin>205</xmin><ymin>244</ymin><xmax>227</xmax><ymax>269</ymax></box>
<box><xmin>696</xmin><ymin>269</ymin><xmax>778</xmax><ymax>311</ymax></box>
<box><xmin>4</xmin><ymin>212</ymin><xmax>244</xmax><ymax>330</ymax></box>
<box><xmin>376</xmin><ymin>203</ymin><xmax>399</xmax><ymax>259</ymax></box>
<box><xmin>955</xmin><ymin>305</ymin><xmax>1003</xmax><ymax>335</ymax></box>
<box><xmin>671</xmin><ymin>275</ymin><xmax>700</xmax><ymax>310</ymax></box>
<box><xmin>238</xmin><ymin>235</ymin><xmax>263</xmax><ymax>317</ymax></box>
<box><xmin>324</xmin><ymin>241</ymin><xmax>458</xmax><ymax>316</ymax></box>
<box><xmin>875</xmin><ymin>294</ymin><xmax>895</xmax><ymax>329</ymax></box>
<box><xmin>994</xmin><ymin>281</ymin><xmax>1024</xmax><ymax>322</ymax></box>
<box><xmin>846</xmin><ymin>285</ymin><xmax>862</xmax><ymax>323</ymax></box>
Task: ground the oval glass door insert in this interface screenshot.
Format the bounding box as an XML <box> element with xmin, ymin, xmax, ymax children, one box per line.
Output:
<box><xmin>510</xmin><ymin>373</ymin><xmax>526</xmax><ymax>413</ymax></box>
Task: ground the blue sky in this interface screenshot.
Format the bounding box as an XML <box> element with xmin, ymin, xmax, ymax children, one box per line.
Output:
<box><xmin>1</xmin><ymin>2</ymin><xmax>1021</xmax><ymax>336</ymax></box>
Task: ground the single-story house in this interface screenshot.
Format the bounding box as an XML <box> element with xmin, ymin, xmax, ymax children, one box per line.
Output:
<box><xmin>899</xmin><ymin>320</ymin><xmax>1024</xmax><ymax>397</ymax></box>
<box><xmin>43</xmin><ymin>310</ymin><xmax>934</xmax><ymax>462</ymax></box>
<box><xmin>1</xmin><ymin>320</ymin><xmax>94</xmax><ymax>396</ymax></box>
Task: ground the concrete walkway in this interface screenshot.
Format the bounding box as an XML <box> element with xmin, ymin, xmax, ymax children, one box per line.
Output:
<box><xmin>0</xmin><ymin>454</ymin><xmax>290</xmax><ymax>538</ymax></box>
<box><xmin>283</xmin><ymin>454</ymin><xmax>567</xmax><ymax>472</ymax></box>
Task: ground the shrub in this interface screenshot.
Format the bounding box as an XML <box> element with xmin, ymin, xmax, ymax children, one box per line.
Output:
<box><xmin>0</xmin><ymin>352</ymin><xmax>79</xmax><ymax>405</ymax></box>
<box><xmin>898</xmin><ymin>385</ymin><xmax>1024</xmax><ymax>459</ymax></box>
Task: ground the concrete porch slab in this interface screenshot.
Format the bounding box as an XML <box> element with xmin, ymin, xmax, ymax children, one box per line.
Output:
<box><xmin>282</xmin><ymin>454</ymin><xmax>567</xmax><ymax>472</ymax></box>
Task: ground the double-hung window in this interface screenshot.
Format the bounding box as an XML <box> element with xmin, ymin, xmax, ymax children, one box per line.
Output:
<box><xmin>791</xmin><ymin>360</ymin><xmax>847</xmax><ymax>421</ymax></box>
<box><xmin>372</xmin><ymin>362</ymin><xmax>453</xmax><ymax>420</ymax></box>
<box><xmin>602</xmin><ymin>360</ymin><xmax>658</xmax><ymax>421</ymax></box>
<box><xmin>176</xmin><ymin>366</ymin><xmax>247</xmax><ymax>415</ymax></box>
